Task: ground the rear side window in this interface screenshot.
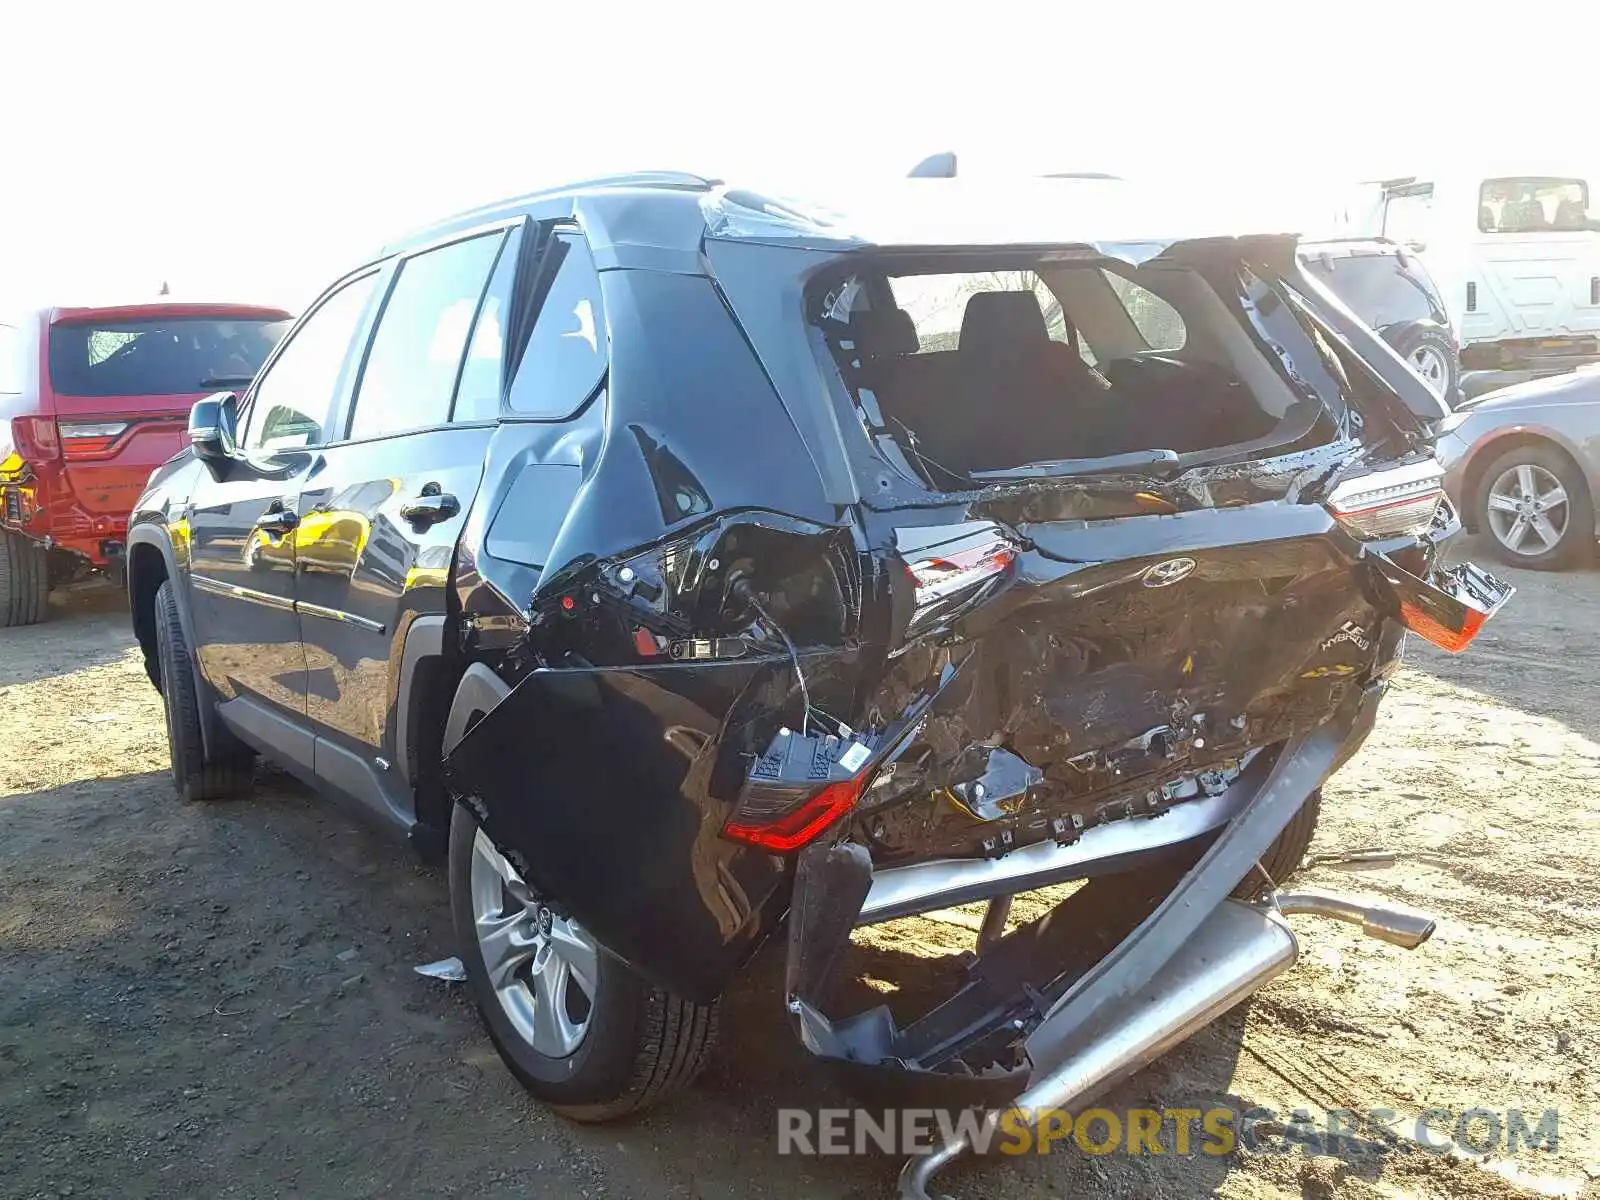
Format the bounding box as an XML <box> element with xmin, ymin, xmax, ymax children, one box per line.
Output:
<box><xmin>348</xmin><ymin>231</ymin><xmax>505</xmax><ymax>441</ymax></box>
<box><xmin>244</xmin><ymin>274</ymin><xmax>377</xmax><ymax>452</ymax></box>
<box><xmin>1102</xmin><ymin>273</ymin><xmax>1186</xmax><ymax>351</ymax></box>
<box><xmin>452</xmin><ymin>226</ymin><xmax>523</xmax><ymax>423</ymax></box>
<box><xmin>47</xmin><ymin>316</ymin><xmax>288</xmax><ymax>397</ymax></box>
<box><xmin>506</xmin><ymin>231</ymin><xmax>608</xmax><ymax>418</ymax></box>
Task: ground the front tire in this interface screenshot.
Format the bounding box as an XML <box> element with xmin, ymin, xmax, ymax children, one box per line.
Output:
<box><xmin>152</xmin><ymin>580</ymin><xmax>254</xmax><ymax>801</ymax></box>
<box><xmin>449</xmin><ymin>805</ymin><xmax>718</xmax><ymax>1121</ymax></box>
<box><xmin>0</xmin><ymin>531</ymin><xmax>49</xmax><ymax>627</ymax></box>
<box><xmin>1475</xmin><ymin>443</ymin><xmax>1594</xmax><ymax>570</ymax></box>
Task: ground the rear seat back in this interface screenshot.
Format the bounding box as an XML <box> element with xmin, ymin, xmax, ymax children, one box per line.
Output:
<box><xmin>851</xmin><ymin>292</ymin><xmax>1110</xmax><ymax>472</ymax></box>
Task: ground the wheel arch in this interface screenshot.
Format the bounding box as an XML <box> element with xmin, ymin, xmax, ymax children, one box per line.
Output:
<box><xmin>1459</xmin><ymin>429</ymin><xmax>1595</xmax><ymax>536</ymax></box>
<box><xmin>126</xmin><ymin>524</ymin><xmax>222</xmax><ymax>759</ymax></box>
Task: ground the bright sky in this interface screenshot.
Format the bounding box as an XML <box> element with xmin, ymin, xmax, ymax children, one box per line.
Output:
<box><xmin>3</xmin><ymin>0</ymin><xmax>1596</xmax><ymax>314</ymax></box>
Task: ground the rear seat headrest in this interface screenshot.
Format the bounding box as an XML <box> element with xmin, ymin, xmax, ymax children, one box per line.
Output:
<box><xmin>959</xmin><ymin>291</ymin><xmax>1051</xmax><ymax>356</ymax></box>
<box><xmin>850</xmin><ymin>307</ymin><xmax>920</xmax><ymax>358</ymax></box>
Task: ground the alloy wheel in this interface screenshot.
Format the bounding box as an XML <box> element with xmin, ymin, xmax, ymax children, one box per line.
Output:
<box><xmin>1485</xmin><ymin>462</ymin><xmax>1569</xmax><ymax>557</ymax></box>
<box><xmin>469</xmin><ymin>828</ymin><xmax>598</xmax><ymax>1057</ymax></box>
<box><xmin>1408</xmin><ymin>344</ymin><xmax>1450</xmax><ymax>400</ymax></box>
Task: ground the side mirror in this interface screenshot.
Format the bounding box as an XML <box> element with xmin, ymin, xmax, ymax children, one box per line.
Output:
<box><xmin>189</xmin><ymin>392</ymin><xmax>239</xmax><ymax>476</ymax></box>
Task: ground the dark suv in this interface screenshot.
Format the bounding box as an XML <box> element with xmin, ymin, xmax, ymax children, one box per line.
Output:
<box><xmin>1298</xmin><ymin>238</ymin><xmax>1460</xmax><ymax>406</ymax></box>
<box><xmin>129</xmin><ymin>172</ymin><xmax>1509</xmax><ymax>1185</ymax></box>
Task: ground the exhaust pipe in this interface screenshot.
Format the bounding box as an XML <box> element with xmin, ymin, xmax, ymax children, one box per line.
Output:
<box><xmin>898</xmin><ymin>890</ymin><xmax>1437</xmax><ymax>1200</ymax></box>
<box><xmin>1275</xmin><ymin>888</ymin><xmax>1435</xmax><ymax>949</ymax></box>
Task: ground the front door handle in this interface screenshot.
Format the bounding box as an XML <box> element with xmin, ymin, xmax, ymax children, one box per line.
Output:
<box><xmin>399</xmin><ymin>489</ymin><xmax>460</xmax><ymax>529</ymax></box>
<box><xmin>255</xmin><ymin>507</ymin><xmax>299</xmax><ymax>535</ymax></box>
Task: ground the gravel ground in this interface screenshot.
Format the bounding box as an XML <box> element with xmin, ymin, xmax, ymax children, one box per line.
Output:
<box><xmin>2</xmin><ymin>546</ymin><xmax>1597</xmax><ymax>1199</ymax></box>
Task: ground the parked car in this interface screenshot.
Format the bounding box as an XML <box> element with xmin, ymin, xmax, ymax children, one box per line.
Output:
<box><xmin>1435</xmin><ymin>365</ymin><xmax>1600</xmax><ymax>569</ymax></box>
<box><xmin>127</xmin><ymin>173</ymin><xmax>1511</xmax><ymax>1194</ymax></box>
<box><xmin>1327</xmin><ymin>168</ymin><xmax>1600</xmax><ymax>398</ymax></box>
<box><xmin>1298</xmin><ymin>238</ymin><xmax>1460</xmax><ymax>405</ymax></box>
<box><xmin>0</xmin><ymin>302</ymin><xmax>290</xmax><ymax>625</ymax></box>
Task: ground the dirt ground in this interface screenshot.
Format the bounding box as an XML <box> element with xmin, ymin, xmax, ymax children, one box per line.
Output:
<box><xmin>2</xmin><ymin>544</ymin><xmax>1597</xmax><ymax>1200</ymax></box>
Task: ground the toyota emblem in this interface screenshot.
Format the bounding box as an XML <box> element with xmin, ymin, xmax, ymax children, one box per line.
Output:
<box><xmin>1142</xmin><ymin>557</ymin><xmax>1197</xmax><ymax>587</ymax></box>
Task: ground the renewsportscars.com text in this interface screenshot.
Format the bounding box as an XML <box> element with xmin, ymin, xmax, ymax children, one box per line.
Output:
<box><xmin>777</xmin><ymin>1105</ymin><xmax>1560</xmax><ymax>1158</ymax></box>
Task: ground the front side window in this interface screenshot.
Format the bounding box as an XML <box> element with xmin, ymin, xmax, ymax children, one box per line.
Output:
<box><xmin>347</xmin><ymin>231</ymin><xmax>505</xmax><ymax>441</ymax></box>
<box><xmin>48</xmin><ymin>316</ymin><xmax>288</xmax><ymax>397</ymax></box>
<box><xmin>506</xmin><ymin>231</ymin><xmax>608</xmax><ymax>418</ymax></box>
<box><xmin>243</xmin><ymin>274</ymin><xmax>377</xmax><ymax>452</ymax></box>
<box><xmin>1480</xmin><ymin>177</ymin><xmax>1592</xmax><ymax>233</ymax></box>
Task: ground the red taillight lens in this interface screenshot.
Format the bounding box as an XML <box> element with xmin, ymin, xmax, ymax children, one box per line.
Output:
<box><xmin>1326</xmin><ymin>460</ymin><xmax>1446</xmax><ymax>540</ymax></box>
<box><xmin>1398</xmin><ymin>599</ymin><xmax>1488</xmax><ymax>652</ymax></box>
<box><xmin>10</xmin><ymin>416</ymin><xmax>59</xmax><ymax>462</ymax></box>
<box><xmin>1371</xmin><ymin>556</ymin><xmax>1513</xmax><ymax>655</ymax></box>
<box><xmin>722</xmin><ymin>776</ymin><xmax>866</xmax><ymax>852</ymax></box>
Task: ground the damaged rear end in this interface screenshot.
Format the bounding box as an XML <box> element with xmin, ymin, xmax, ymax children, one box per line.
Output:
<box><xmin>442</xmin><ymin>181</ymin><xmax>1511</xmax><ymax>1186</ymax></box>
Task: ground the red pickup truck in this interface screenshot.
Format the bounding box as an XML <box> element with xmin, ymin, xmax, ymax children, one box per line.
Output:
<box><xmin>1</xmin><ymin>301</ymin><xmax>290</xmax><ymax>625</ymax></box>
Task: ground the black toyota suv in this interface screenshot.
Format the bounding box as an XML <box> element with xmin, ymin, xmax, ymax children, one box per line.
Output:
<box><xmin>128</xmin><ymin>172</ymin><xmax>1510</xmax><ymax>1188</ymax></box>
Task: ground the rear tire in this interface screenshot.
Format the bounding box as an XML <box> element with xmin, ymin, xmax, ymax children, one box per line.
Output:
<box><xmin>1388</xmin><ymin>324</ymin><xmax>1460</xmax><ymax>407</ymax></box>
<box><xmin>152</xmin><ymin>580</ymin><xmax>254</xmax><ymax>801</ymax></box>
<box><xmin>0</xmin><ymin>532</ymin><xmax>49</xmax><ymax>627</ymax></box>
<box><xmin>1233</xmin><ymin>788</ymin><xmax>1321</xmax><ymax>898</ymax></box>
<box><xmin>449</xmin><ymin>805</ymin><xmax>719</xmax><ymax>1121</ymax></box>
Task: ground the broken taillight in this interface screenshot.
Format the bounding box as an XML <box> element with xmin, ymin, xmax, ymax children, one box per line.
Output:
<box><xmin>723</xmin><ymin>776</ymin><xmax>867</xmax><ymax>852</ymax></box>
<box><xmin>722</xmin><ymin>726</ymin><xmax>877</xmax><ymax>852</ymax></box>
<box><xmin>898</xmin><ymin>523</ymin><xmax>1018</xmax><ymax>635</ymax></box>
<box><xmin>1370</xmin><ymin>555</ymin><xmax>1514</xmax><ymax>654</ymax></box>
<box><xmin>1325</xmin><ymin>460</ymin><xmax>1446</xmax><ymax>540</ymax></box>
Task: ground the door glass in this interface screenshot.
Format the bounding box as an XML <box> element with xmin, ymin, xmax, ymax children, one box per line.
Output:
<box><xmin>453</xmin><ymin>226</ymin><xmax>523</xmax><ymax>423</ymax></box>
<box><xmin>506</xmin><ymin>232</ymin><xmax>608</xmax><ymax>418</ymax></box>
<box><xmin>348</xmin><ymin>232</ymin><xmax>505</xmax><ymax>441</ymax></box>
<box><xmin>243</xmin><ymin>274</ymin><xmax>377</xmax><ymax>452</ymax></box>
<box><xmin>1102</xmin><ymin>273</ymin><xmax>1186</xmax><ymax>351</ymax></box>
<box><xmin>1382</xmin><ymin>187</ymin><xmax>1434</xmax><ymax>245</ymax></box>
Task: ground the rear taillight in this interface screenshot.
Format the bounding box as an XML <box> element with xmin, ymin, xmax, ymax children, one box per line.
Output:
<box><xmin>722</xmin><ymin>726</ymin><xmax>876</xmax><ymax>852</ymax></box>
<box><xmin>9</xmin><ymin>416</ymin><xmax>59</xmax><ymax>462</ymax></box>
<box><xmin>57</xmin><ymin>420</ymin><xmax>130</xmax><ymax>458</ymax></box>
<box><xmin>1326</xmin><ymin>460</ymin><xmax>1445</xmax><ymax>540</ymax></box>
<box><xmin>1370</xmin><ymin>555</ymin><xmax>1513</xmax><ymax>654</ymax></box>
<box><xmin>723</xmin><ymin>776</ymin><xmax>867</xmax><ymax>852</ymax></box>
<box><xmin>899</xmin><ymin>523</ymin><xmax>1017</xmax><ymax>634</ymax></box>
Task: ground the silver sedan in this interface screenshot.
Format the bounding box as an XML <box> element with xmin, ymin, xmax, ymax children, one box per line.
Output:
<box><xmin>1435</xmin><ymin>367</ymin><xmax>1600</xmax><ymax>569</ymax></box>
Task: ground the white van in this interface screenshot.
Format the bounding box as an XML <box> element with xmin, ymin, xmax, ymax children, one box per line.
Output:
<box><xmin>1328</xmin><ymin>170</ymin><xmax>1600</xmax><ymax>393</ymax></box>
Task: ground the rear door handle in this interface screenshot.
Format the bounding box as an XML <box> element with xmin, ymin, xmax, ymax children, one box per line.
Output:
<box><xmin>399</xmin><ymin>490</ymin><xmax>460</xmax><ymax>529</ymax></box>
<box><xmin>255</xmin><ymin>507</ymin><xmax>299</xmax><ymax>534</ymax></box>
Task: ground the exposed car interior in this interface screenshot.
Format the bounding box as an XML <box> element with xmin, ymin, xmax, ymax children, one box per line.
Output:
<box><xmin>823</xmin><ymin>258</ymin><xmax>1329</xmax><ymax>481</ymax></box>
